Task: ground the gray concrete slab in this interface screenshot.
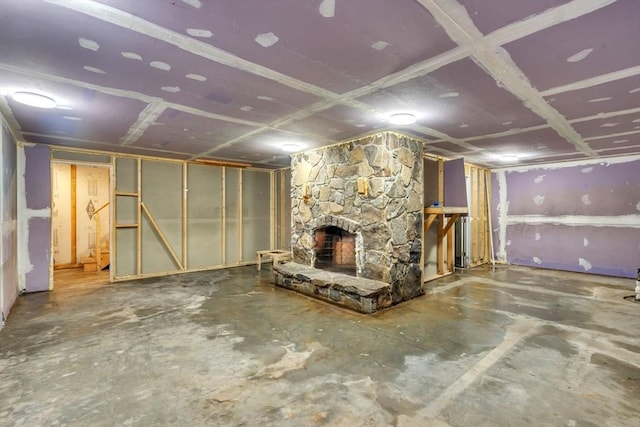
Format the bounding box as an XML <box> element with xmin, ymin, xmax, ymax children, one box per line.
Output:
<box><xmin>1</xmin><ymin>265</ymin><xmax>638</xmax><ymax>426</ymax></box>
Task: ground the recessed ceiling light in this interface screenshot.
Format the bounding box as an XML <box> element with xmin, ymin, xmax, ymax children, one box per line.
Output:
<box><xmin>281</xmin><ymin>143</ymin><xmax>301</xmax><ymax>152</ymax></box>
<box><xmin>388</xmin><ymin>113</ymin><xmax>416</xmax><ymax>125</ymax></box>
<box><xmin>12</xmin><ymin>92</ymin><xmax>56</xmax><ymax>108</ymax></box>
<box><xmin>499</xmin><ymin>154</ymin><xmax>520</xmax><ymax>162</ymax></box>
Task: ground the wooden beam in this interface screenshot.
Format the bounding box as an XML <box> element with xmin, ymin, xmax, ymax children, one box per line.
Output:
<box><xmin>437</xmin><ymin>215</ymin><xmax>444</xmax><ymax>275</ymax></box>
<box><xmin>238</xmin><ymin>170</ymin><xmax>243</xmax><ymax>264</ymax></box>
<box><xmin>141</xmin><ymin>202</ymin><xmax>184</xmax><ymax>270</ymax></box>
<box><xmin>136</xmin><ymin>158</ymin><xmax>142</xmax><ymax>275</ymax></box>
<box><xmin>425</xmin><ymin>213</ymin><xmax>438</xmax><ymax>233</ymax></box>
<box><xmin>471</xmin><ymin>166</ymin><xmax>479</xmax><ymax>264</ymax></box>
<box><xmin>182</xmin><ymin>162</ymin><xmax>188</xmax><ymax>270</ymax></box>
<box><xmin>447</xmin><ymin>218</ymin><xmax>454</xmax><ymax>273</ymax></box>
<box><xmin>70</xmin><ymin>164</ymin><xmax>77</xmax><ymax>264</ymax></box>
<box><xmin>437</xmin><ymin>158</ymin><xmax>444</xmax><ymax>206</ymax></box>
<box><xmin>443</xmin><ymin>213</ymin><xmax>460</xmax><ymax>236</ymax></box>
<box><xmin>279</xmin><ymin>170</ymin><xmax>286</xmax><ymax>249</ymax></box>
<box><xmin>193</xmin><ymin>158</ymin><xmax>251</xmax><ymax>168</ymax></box>
<box><xmin>221</xmin><ymin>167</ymin><xmax>226</xmax><ymax>266</ymax></box>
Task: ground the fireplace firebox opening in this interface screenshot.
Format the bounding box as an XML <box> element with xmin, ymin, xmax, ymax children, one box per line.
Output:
<box><xmin>314</xmin><ymin>226</ymin><xmax>357</xmax><ymax>276</ymax></box>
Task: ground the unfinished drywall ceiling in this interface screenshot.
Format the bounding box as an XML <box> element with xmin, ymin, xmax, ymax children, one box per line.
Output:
<box><xmin>0</xmin><ymin>0</ymin><xmax>638</xmax><ymax>168</ymax></box>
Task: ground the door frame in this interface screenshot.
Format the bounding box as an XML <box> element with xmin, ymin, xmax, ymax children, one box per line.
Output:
<box><xmin>49</xmin><ymin>159</ymin><xmax>113</xmax><ymax>289</ymax></box>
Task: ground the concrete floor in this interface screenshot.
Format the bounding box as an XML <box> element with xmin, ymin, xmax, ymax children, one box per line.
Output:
<box><xmin>1</xmin><ymin>264</ymin><xmax>638</xmax><ymax>426</ymax></box>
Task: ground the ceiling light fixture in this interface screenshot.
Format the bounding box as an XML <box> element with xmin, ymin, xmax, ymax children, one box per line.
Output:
<box><xmin>499</xmin><ymin>154</ymin><xmax>520</xmax><ymax>163</ymax></box>
<box><xmin>12</xmin><ymin>91</ymin><xmax>56</xmax><ymax>108</ymax></box>
<box><xmin>388</xmin><ymin>113</ymin><xmax>416</xmax><ymax>125</ymax></box>
<box><xmin>281</xmin><ymin>143</ymin><xmax>301</xmax><ymax>152</ymax></box>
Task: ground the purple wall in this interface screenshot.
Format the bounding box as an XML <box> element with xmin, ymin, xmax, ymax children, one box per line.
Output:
<box><xmin>1</xmin><ymin>122</ymin><xmax>18</xmax><ymax>323</ymax></box>
<box><xmin>444</xmin><ymin>158</ymin><xmax>468</xmax><ymax>208</ymax></box>
<box><xmin>23</xmin><ymin>144</ymin><xmax>51</xmax><ymax>292</ymax></box>
<box><xmin>493</xmin><ymin>157</ymin><xmax>640</xmax><ymax>278</ymax></box>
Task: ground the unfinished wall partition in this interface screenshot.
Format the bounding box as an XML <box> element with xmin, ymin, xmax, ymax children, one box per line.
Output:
<box><xmin>113</xmin><ymin>156</ymin><xmax>274</xmax><ymax>280</ymax></box>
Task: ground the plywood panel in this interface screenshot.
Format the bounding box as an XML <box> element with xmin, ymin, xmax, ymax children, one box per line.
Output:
<box><xmin>187</xmin><ymin>164</ymin><xmax>223</xmax><ymax>269</ymax></box>
<box><xmin>423</xmin><ymin>218</ymin><xmax>439</xmax><ymax>278</ymax></box>
<box><xmin>224</xmin><ymin>168</ymin><xmax>241</xmax><ymax>265</ymax></box>
<box><xmin>115</xmin><ymin>157</ymin><xmax>137</xmax><ymax>193</ymax></box>
<box><xmin>115</xmin><ymin>228</ymin><xmax>136</xmax><ymax>277</ymax></box>
<box><xmin>241</xmin><ymin>169</ymin><xmax>271</xmax><ymax>262</ymax></box>
<box><xmin>141</xmin><ymin>159</ymin><xmax>183</xmax><ymax>274</ymax></box>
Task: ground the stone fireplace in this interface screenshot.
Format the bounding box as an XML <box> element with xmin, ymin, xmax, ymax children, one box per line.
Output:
<box><xmin>274</xmin><ymin>132</ymin><xmax>424</xmax><ymax>312</ymax></box>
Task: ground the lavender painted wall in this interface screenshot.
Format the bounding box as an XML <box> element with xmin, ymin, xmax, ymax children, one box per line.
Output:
<box><xmin>444</xmin><ymin>158</ymin><xmax>467</xmax><ymax>207</ymax></box>
<box><xmin>493</xmin><ymin>156</ymin><xmax>640</xmax><ymax>278</ymax></box>
<box><xmin>22</xmin><ymin>144</ymin><xmax>51</xmax><ymax>292</ymax></box>
<box><xmin>1</xmin><ymin>121</ymin><xmax>18</xmax><ymax>324</ymax></box>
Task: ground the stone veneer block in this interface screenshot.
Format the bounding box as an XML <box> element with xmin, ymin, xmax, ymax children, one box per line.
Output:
<box><xmin>273</xmin><ymin>262</ymin><xmax>392</xmax><ymax>314</ymax></box>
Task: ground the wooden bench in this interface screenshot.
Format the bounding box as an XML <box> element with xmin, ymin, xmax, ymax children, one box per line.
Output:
<box><xmin>256</xmin><ymin>249</ymin><xmax>292</xmax><ymax>270</ymax></box>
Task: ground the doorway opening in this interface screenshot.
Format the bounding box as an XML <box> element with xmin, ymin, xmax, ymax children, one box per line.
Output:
<box><xmin>52</xmin><ymin>162</ymin><xmax>111</xmax><ymax>290</ymax></box>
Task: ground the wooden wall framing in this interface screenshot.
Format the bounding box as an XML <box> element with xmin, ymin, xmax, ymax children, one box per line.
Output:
<box><xmin>466</xmin><ymin>164</ymin><xmax>492</xmax><ymax>267</ymax></box>
<box><xmin>423</xmin><ymin>157</ymin><xmax>492</xmax><ymax>280</ymax></box>
<box><xmin>111</xmin><ymin>156</ymin><xmax>274</xmax><ymax>281</ymax></box>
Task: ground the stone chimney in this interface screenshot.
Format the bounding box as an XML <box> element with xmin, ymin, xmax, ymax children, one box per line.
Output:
<box><xmin>290</xmin><ymin>132</ymin><xmax>424</xmax><ymax>304</ymax></box>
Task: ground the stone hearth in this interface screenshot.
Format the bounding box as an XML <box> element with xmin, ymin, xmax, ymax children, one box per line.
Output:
<box><xmin>277</xmin><ymin>132</ymin><xmax>424</xmax><ymax>312</ymax></box>
<box><xmin>273</xmin><ymin>262</ymin><xmax>392</xmax><ymax>314</ymax></box>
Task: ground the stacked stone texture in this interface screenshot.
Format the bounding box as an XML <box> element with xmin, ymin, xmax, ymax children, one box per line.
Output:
<box><xmin>290</xmin><ymin>132</ymin><xmax>424</xmax><ymax>304</ymax></box>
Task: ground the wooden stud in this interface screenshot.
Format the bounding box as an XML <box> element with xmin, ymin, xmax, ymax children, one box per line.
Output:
<box><xmin>420</xmin><ymin>203</ymin><xmax>425</xmax><ymax>284</ymax></box>
<box><xmin>141</xmin><ymin>202</ymin><xmax>184</xmax><ymax>270</ymax></box>
<box><xmin>70</xmin><ymin>164</ymin><xmax>77</xmax><ymax>264</ymax></box>
<box><xmin>424</xmin><ymin>212</ymin><xmax>437</xmax><ymax>233</ymax></box>
<box><xmin>447</xmin><ymin>217</ymin><xmax>454</xmax><ymax>273</ymax></box>
<box><xmin>108</xmin><ymin>160</ymin><xmax>114</xmax><ymax>283</ymax></box>
<box><xmin>437</xmin><ymin>214</ymin><xmax>444</xmax><ymax>275</ymax></box>
<box><xmin>136</xmin><ymin>158</ymin><xmax>142</xmax><ymax>275</ymax></box>
<box><xmin>485</xmin><ymin>169</ymin><xmax>495</xmax><ymax>265</ymax></box>
<box><xmin>193</xmin><ymin>158</ymin><xmax>251</xmax><ymax>168</ymax></box>
<box><xmin>182</xmin><ymin>162</ymin><xmax>188</xmax><ymax>270</ymax></box>
<box><xmin>270</xmin><ymin>171</ymin><xmax>275</xmax><ymax>250</ymax></box>
<box><xmin>437</xmin><ymin>158</ymin><xmax>444</xmax><ymax>206</ymax></box>
<box><xmin>93</xmin><ymin>201</ymin><xmax>109</xmax><ymax>270</ymax></box>
<box><xmin>280</xmin><ymin>170</ymin><xmax>286</xmax><ymax>249</ymax></box>
<box><xmin>237</xmin><ymin>170</ymin><xmax>243</xmax><ymax>265</ymax></box>
<box><xmin>471</xmin><ymin>167</ymin><xmax>479</xmax><ymax>265</ymax></box>
<box><xmin>221</xmin><ymin>167</ymin><xmax>226</xmax><ymax>266</ymax></box>
<box><xmin>112</xmin><ymin>159</ymin><xmax>118</xmax><ymax>280</ymax></box>
<box><xmin>442</xmin><ymin>213</ymin><xmax>459</xmax><ymax>236</ymax></box>
<box><xmin>479</xmin><ymin>167</ymin><xmax>485</xmax><ymax>262</ymax></box>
